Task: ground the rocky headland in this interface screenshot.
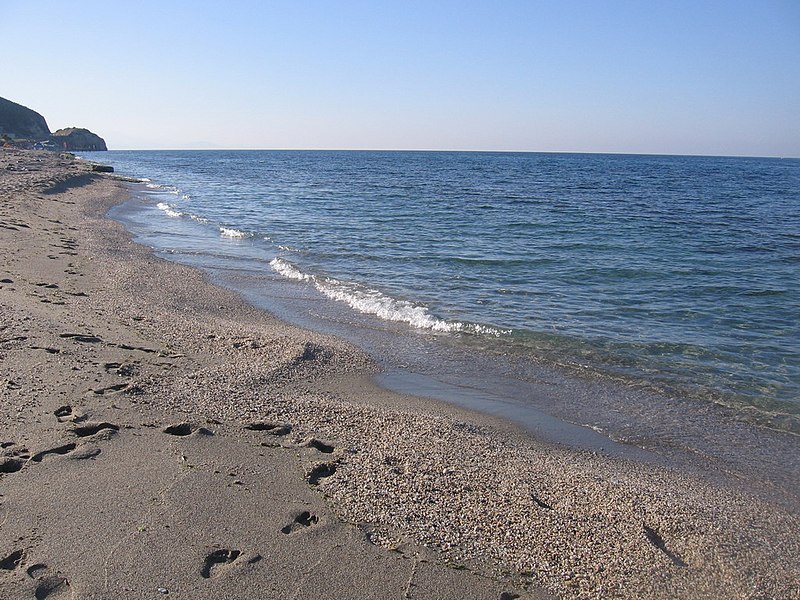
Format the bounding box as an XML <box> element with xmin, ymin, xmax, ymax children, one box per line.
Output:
<box><xmin>0</xmin><ymin>96</ymin><xmax>107</xmax><ymax>151</ymax></box>
<box><xmin>50</xmin><ymin>127</ymin><xmax>107</xmax><ymax>152</ymax></box>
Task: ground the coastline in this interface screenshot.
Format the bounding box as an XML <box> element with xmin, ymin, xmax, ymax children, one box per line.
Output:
<box><xmin>1</xmin><ymin>150</ymin><xmax>798</xmax><ymax>598</ymax></box>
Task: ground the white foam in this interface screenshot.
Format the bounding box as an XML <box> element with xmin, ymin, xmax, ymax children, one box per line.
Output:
<box><xmin>317</xmin><ymin>278</ymin><xmax>457</xmax><ymax>331</ymax></box>
<box><xmin>269</xmin><ymin>258</ymin><xmax>311</xmax><ymax>281</ymax></box>
<box><xmin>269</xmin><ymin>258</ymin><xmax>509</xmax><ymax>336</ymax></box>
<box><xmin>146</xmin><ymin>182</ymin><xmax>183</xmax><ymax>195</ymax></box>
<box><xmin>465</xmin><ymin>323</ymin><xmax>511</xmax><ymax>337</ymax></box>
<box><xmin>155</xmin><ymin>201</ymin><xmax>209</xmax><ymax>223</ymax></box>
<box><xmin>220</xmin><ymin>227</ymin><xmax>249</xmax><ymax>239</ymax></box>
<box><xmin>156</xmin><ymin>202</ymin><xmax>183</xmax><ymax>218</ymax></box>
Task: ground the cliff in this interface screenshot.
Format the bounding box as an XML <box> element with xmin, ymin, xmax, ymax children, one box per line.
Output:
<box><xmin>0</xmin><ymin>96</ymin><xmax>51</xmax><ymax>140</ymax></box>
<box><xmin>51</xmin><ymin>127</ymin><xmax>108</xmax><ymax>151</ymax></box>
<box><xmin>0</xmin><ymin>96</ymin><xmax>107</xmax><ymax>150</ymax></box>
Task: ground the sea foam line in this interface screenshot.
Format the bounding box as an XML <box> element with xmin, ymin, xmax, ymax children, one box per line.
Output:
<box><xmin>270</xmin><ymin>257</ymin><xmax>312</xmax><ymax>281</ymax></box>
<box><xmin>155</xmin><ymin>201</ymin><xmax>209</xmax><ymax>224</ymax></box>
<box><xmin>269</xmin><ymin>258</ymin><xmax>508</xmax><ymax>336</ymax></box>
<box><xmin>144</xmin><ymin>181</ymin><xmax>191</xmax><ymax>200</ymax></box>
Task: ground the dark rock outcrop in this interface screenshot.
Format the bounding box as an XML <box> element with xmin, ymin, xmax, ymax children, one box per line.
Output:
<box><xmin>0</xmin><ymin>96</ymin><xmax>51</xmax><ymax>140</ymax></box>
<box><xmin>51</xmin><ymin>127</ymin><xmax>108</xmax><ymax>151</ymax></box>
<box><xmin>0</xmin><ymin>96</ymin><xmax>107</xmax><ymax>151</ymax></box>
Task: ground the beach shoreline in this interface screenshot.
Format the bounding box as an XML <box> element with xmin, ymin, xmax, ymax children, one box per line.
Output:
<box><xmin>1</xmin><ymin>149</ymin><xmax>798</xmax><ymax>598</ymax></box>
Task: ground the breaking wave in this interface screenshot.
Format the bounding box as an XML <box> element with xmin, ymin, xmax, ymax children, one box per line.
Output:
<box><xmin>156</xmin><ymin>202</ymin><xmax>182</xmax><ymax>218</ymax></box>
<box><xmin>220</xmin><ymin>227</ymin><xmax>250</xmax><ymax>239</ymax></box>
<box><xmin>269</xmin><ymin>258</ymin><xmax>509</xmax><ymax>336</ymax></box>
<box><xmin>145</xmin><ymin>181</ymin><xmax>190</xmax><ymax>200</ymax></box>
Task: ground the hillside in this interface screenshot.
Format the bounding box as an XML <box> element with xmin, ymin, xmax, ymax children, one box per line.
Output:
<box><xmin>0</xmin><ymin>96</ymin><xmax>107</xmax><ymax>150</ymax></box>
<box><xmin>0</xmin><ymin>96</ymin><xmax>51</xmax><ymax>140</ymax></box>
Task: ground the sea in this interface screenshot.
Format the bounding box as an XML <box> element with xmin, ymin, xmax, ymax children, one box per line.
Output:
<box><xmin>82</xmin><ymin>150</ymin><xmax>800</xmax><ymax>453</ymax></box>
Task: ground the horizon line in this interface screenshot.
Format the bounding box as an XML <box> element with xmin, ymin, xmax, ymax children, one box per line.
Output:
<box><xmin>99</xmin><ymin>148</ymin><xmax>800</xmax><ymax>160</ymax></box>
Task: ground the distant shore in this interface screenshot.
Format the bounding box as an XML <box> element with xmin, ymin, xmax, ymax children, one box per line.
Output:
<box><xmin>1</xmin><ymin>149</ymin><xmax>798</xmax><ymax>599</ymax></box>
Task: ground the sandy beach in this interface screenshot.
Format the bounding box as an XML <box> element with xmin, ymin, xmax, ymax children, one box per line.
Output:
<box><xmin>1</xmin><ymin>149</ymin><xmax>798</xmax><ymax>599</ymax></box>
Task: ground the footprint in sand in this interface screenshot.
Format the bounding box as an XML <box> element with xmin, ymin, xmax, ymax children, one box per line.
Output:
<box><xmin>200</xmin><ymin>549</ymin><xmax>241</xmax><ymax>579</ymax></box>
<box><xmin>280</xmin><ymin>511</ymin><xmax>320</xmax><ymax>535</ymax></box>
<box><xmin>0</xmin><ymin>457</ymin><xmax>25</xmax><ymax>474</ymax></box>
<box><xmin>103</xmin><ymin>362</ymin><xmax>138</xmax><ymax>377</ymax></box>
<box><xmin>0</xmin><ymin>549</ymin><xmax>24</xmax><ymax>571</ymax></box>
<box><xmin>67</xmin><ymin>445</ymin><xmax>101</xmax><ymax>460</ymax></box>
<box><xmin>27</xmin><ymin>442</ymin><xmax>100</xmax><ymax>463</ymax></box>
<box><xmin>0</xmin><ymin>553</ymin><xmax>69</xmax><ymax>600</ymax></box>
<box><xmin>71</xmin><ymin>422</ymin><xmax>119</xmax><ymax>438</ymax></box>
<box><xmin>0</xmin><ymin>443</ymin><xmax>29</xmax><ymax>474</ymax></box>
<box><xmin>54</xmin><ymin>406</ymin><xmax>88</xmax><ymax>425</ymax></box>
<box><xmin>303</xmin><ymin>438</ymin><xmax>334</xmax><ymax>454</ymax></box>
<box><xmin>34</xmin><ymin>575</ymin><xmax>71</xmax><ymax>599</ymax></box>
<box><xmin>59</xmin><ymin>332</ymin><xmax>103</xmax><ymax>344</ymax></box>
<box><xmin>92</xmin><ymin>383</ymin><xmax>129</xmax><ymax>396</ymax></box>
<box><xmin>28</xmin><ymin>565</ymin><xmax>70</xmax><ymax>600</ymax></box>
<box><xmin>53</xmin><ymin>406</ymin><xmax>73</xmax><ymax>422</ymax></box>
<box><xmin>26</xmin><ymin>564</ymin><xmax>48</xmax><ymax>578</ymax></box>
<box><xmin>163</xmin><ymin>423</ymin><xmax>213</xmax><ymax>437</ymax></box>
<box><xmin>29</xmin><ymin>444</ymin><xmax>77</xmax><ymax>463</ymax></box>
<box><xmin>244</xmin><ymin>421</ymin><xmax>292</xmax><ymax>436</ymax></box>
<box><xmin>306</xmin><ymin>463</ymin><xmax>337</xmax><ymax>485</ymax></box>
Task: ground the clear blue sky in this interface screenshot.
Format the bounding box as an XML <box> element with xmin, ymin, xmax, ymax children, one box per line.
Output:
<box><xmin>2</xmin><ymin>0</ymin><xmax>798</xmax><ymax>156</ymax></box>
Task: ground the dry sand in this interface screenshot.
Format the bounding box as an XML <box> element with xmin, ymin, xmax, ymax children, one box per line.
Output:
<box><xmin>0</xmin><ymin>149</ymin><xmax>798</xmax><ymax>599</ymax></box>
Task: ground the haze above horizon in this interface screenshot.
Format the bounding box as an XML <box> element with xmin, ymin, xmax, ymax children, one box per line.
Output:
<box><xmin>2</xmin><ymin>0</ymin><xmax>799</xmax><ymax>157</ymax></box>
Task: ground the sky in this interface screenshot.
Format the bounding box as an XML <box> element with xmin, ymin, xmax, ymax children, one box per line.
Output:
<box><xmin>1</xmin><ymin>0</ymin><xmax>799</xmax><ymax>156</ymax></box>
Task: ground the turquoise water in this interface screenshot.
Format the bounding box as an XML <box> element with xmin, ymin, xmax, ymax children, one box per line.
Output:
<box><xmin>86</xmin><ymin>150</ymin><xmax>800</xmax><ymax>427</ymax></box>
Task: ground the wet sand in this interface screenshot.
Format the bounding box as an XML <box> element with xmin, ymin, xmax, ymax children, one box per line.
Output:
<box><xmin>1</xmin><ymin>149</ymin><xmax>798</xmax><ymax>599</ymax></box>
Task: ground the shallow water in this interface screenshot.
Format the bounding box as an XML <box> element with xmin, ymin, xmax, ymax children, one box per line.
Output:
<box><xmin>89</xmin><ymin>150</ymin><xmax>800</xmax><ymax>431</ymax></box>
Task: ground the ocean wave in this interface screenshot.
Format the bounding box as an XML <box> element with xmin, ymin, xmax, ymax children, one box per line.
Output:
<box><xmin>318</xmin><ymin>279</ymin><xmax>455</xmax><ymax>331</ymax></box>
<box><xmin>145</xmin><ymin>182</ymin><xmax>183</xmax><ymax>196</ymax></box>
<box><xmin>269</xmin><ymin>257</ymin><xmax>311</xmax><ymax>281</ymax></box>
<box><xmin>220</xmin><ymin>227</ymin><xmax>249</xmax><ymax>239</ymax></box>
<box><xmin>269</xmin><ymin>258</ymin><xmax>509</xmax><ymax>336</ymax></box>
<box><xmin>154</xmin><ymin>201</ymin><xmax>211</xmax><ymax>224</ymax></box>
<box><xmin>156</xmin><ymin>202</ymin><xmax>183</xmax><ymax>218</ymax></box>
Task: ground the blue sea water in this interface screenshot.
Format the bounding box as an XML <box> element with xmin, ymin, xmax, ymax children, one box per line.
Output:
<box><xmin>85</xmin><ymin>150</ymin><xmax>800</xmax><ymax>433</ymax></box>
